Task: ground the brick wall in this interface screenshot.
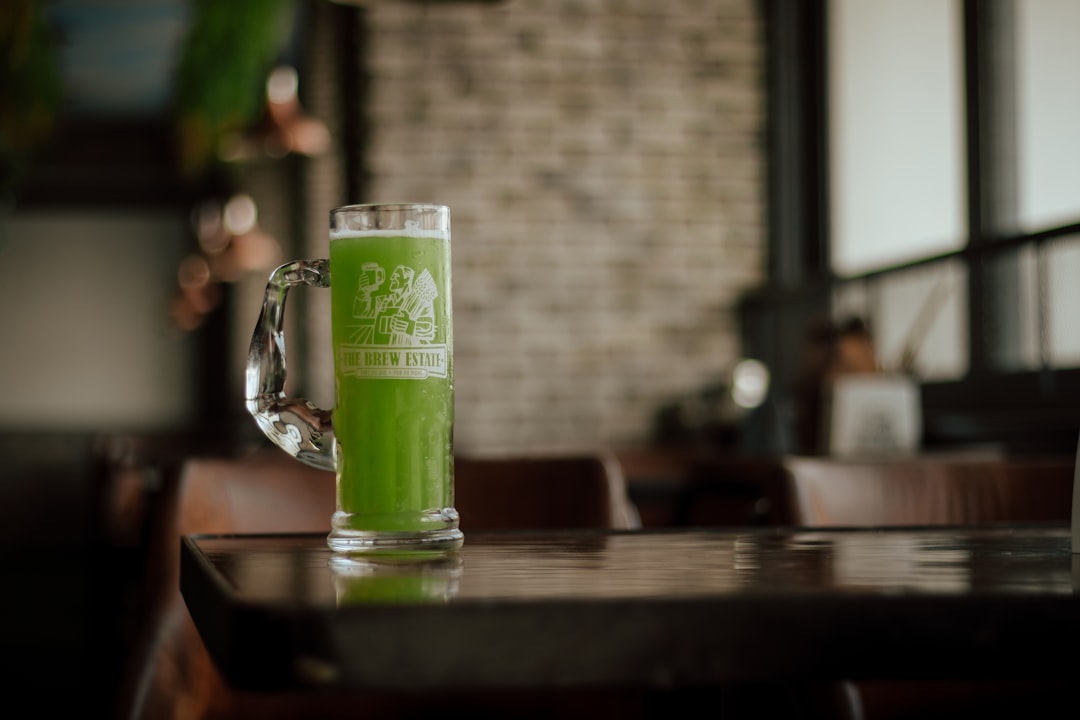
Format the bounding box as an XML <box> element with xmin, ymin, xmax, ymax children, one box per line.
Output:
<box><xmin>320</xmin><ymin>0</ymin><xmax>765</xmax><ymax>454</ymax></box>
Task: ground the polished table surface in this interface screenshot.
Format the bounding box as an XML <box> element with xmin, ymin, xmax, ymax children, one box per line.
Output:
<box><xmin>180</xmin><ymin>524</ymin><xmax>1080</xmax><ymax>692</ymax></box>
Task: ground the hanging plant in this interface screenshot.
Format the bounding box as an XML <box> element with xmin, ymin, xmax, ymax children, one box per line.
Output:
<box><xmin>0</xmin><ymin>0</ymin><xmax>61</xmax><ymax>202</ymax></box>
<box><xmin>172</xmin><ymin>0</ymin><xmax>295</xmax><ymax>179</ymax></box>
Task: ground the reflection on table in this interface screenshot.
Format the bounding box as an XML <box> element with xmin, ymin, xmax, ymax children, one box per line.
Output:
<box><xmin>198</xmin><ymin>526</ymin><xmax>1075</xmax><ymax>605</ymax></box>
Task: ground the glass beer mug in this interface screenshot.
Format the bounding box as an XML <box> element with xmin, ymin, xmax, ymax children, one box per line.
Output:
<box><xmin>246</xmin><ymin>203</ymin><xmax>463</xmax><ymax>554</ymax></box>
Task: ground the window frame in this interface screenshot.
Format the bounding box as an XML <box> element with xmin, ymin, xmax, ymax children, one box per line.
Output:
<box><xmin>745</xmin><ymin>0</ymin><xmax>1080</xmax><ymax>455</ymax></box>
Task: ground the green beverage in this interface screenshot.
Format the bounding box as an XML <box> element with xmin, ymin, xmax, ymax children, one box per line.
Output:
<box><xmin>329</xmin><ymin>229</ymin><xmax>455</xmax><ymax>536</ymax></box>
<box><xmin>247</xmin><ymin>203</ymin><xmax>461</xmax><ymax>555</ymax></box>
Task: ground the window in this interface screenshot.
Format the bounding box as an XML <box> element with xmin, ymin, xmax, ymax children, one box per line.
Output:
<box><xmin>1016</xmin><ymin>0</ymin><xmax>1080</xmax><ymax>231</ymax></box>
<box><xmin>747</xmin><ymin>0</ymin><xmax>1080</xmax><ymax>454</ymax></box>
<box><xmin>828</xmin><ymin>0</ymin><xmax>965</xmax><ymax>277</ymax></box>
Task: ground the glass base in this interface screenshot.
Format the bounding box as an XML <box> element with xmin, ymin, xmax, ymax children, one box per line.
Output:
<box><xmin>327</xmin><ymin>526</ymin><xmax>464</xmax><ymax>555</ymax></box>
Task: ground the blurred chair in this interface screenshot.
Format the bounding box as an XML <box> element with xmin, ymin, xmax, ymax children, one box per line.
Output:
<box><xmin>114</xmin><ymin>450</ymin><xmax>335</xmax><ymax>720</ymax></box>
<box><xmin>781</xmin><ymin>453</ymin><xmax>1073</xmax><ymax>527</ymax></box>
<box><xmin>455</xmin><ymin>451</ymin><xmax>640</xmax><ymax>531</ymax></box>
<box><xmin>778</xmin><ymin>452</ymin><xmax>1075</xmax><ymax>720</ymax></box>
<box><xmin>114</xmin><ymin>446</ymin><xmax>640</xmax><ymax>720</ymax></box>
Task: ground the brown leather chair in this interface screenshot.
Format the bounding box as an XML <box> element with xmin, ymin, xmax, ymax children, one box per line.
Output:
<box><xmin>114</xmin><ymin>447</ymin><xmax>641</xmax><ymax>720</ymax></box>
<box><xmin>455</xmin><ymin>451</ymin><xmax>640</xmax><ymax>531</ymax></box>
<box><xmin>780</xmin><ymin>453</ymin><xmax>1074</xmax><ymax>528</ymax></box>
<box><xmin>777</xmin><ymin>453</ymin><xmax>1071</xmax><ymax>526</ymax></box>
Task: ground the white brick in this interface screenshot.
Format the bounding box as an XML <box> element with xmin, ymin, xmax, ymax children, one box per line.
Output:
<box><xmin>358</xmin><ymin>0</ymin><xmax>763</xmax><ymax>452</ymax></box>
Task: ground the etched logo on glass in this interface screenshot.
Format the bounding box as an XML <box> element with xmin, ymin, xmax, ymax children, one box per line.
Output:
<box><xmin>339</xmin><ymin>262</ymin><xmax>447</xmax><ymax>379</ymax></box>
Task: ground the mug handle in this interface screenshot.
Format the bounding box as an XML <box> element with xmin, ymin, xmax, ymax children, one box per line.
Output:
<box><xmin>245</xmin><ymin>259</ymin><xmax>336</xmax><ymax>471</ymax></box>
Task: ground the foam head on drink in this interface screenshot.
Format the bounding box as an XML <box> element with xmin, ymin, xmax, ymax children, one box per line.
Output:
<box><xmin>329</xmin><ymin>225</ymin><xmax>455</xmax><ymax>535</ymax></box>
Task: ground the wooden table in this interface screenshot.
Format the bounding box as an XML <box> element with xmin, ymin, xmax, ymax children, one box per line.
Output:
<box><xmin>181</xmin><ymin>524</ymin><xmax>1080</xmax><ymax>693</ymax></box>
